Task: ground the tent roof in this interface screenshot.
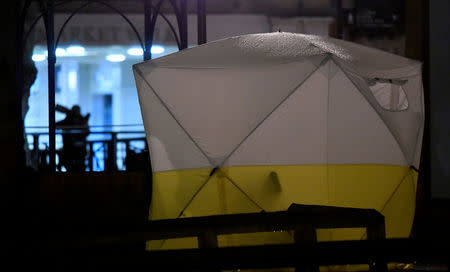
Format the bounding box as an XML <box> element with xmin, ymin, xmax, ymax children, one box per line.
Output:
<box><xmin>135</xmin><ymin>32</ymin><xmax>421</xmax><ymax>78</ymax></box>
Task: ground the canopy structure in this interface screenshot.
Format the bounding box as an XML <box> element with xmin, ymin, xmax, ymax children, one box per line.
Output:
<box><xmin>133</xmin><ymin>33</ymin><xmax>424</xmax><ymax>250</ymax></box>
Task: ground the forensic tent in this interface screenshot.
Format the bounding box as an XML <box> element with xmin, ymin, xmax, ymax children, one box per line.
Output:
<box><xmin>133</xmin><ymin>33</ymin><xmax>424</xmax><ymax>249</ymax></box>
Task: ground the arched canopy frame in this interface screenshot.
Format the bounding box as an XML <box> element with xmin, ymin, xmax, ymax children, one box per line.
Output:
<box><xmin>17</xmin><ymin>0</ymin><xmax>207</xmax><ymax>171</ymax></box>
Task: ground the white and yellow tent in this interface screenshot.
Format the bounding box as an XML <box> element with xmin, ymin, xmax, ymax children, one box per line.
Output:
<box><xmin>133</xmin><ymin>33</ymin><xmax>424</xmax><ymax>250</ymax></box>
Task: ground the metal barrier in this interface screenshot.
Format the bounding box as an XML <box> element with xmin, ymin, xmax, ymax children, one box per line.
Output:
<box><xmin>43</xmin><ymin>204</ymin><xmax>393</xmax><ymax>272</ymax></box>
<box><xmin>25</xmin><ymin>128</ymin><xmax>147</xmax><ymax>171</ymax></box>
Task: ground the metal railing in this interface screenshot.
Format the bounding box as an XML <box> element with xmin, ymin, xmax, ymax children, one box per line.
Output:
<box><xmin>41</xmin><ymin>204</ymin><xmax>393</xmax><ymax>272</ymax></box>
<box><xmin>18</xmin><ymin>0</ymin><xmax>198</xmax><ymax>171</ymax></box>
<box><xmin>25</xmin><ymin>125</ymin><xmax>148</xmax><ymax>172</ymax></box>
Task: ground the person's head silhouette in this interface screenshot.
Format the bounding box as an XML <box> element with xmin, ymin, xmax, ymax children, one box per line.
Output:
<box><xmin>71</xmin><ymin>105</ymin><xmax>81</xmax><ymax>116</ymax></box>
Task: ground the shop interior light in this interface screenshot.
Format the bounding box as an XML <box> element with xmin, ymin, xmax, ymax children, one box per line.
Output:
<box><xmin>106</xmin><ymin>54</ymin><xmax>126</xmax><ymax>62</ymax></box>
<box><xmin>55</xmin><ymin>48</ymin><xmax>66</xmax><ymax>57</ymax></box>
<box><xmin>127</xmin><ymin>47</ymin><xmax>144</xmax><ymax>56</ymax></box>
<box><xmin>32</xmin><ymin>54</ymin><xmax>46</xmax><ymax>62</ymax></box>
<box><xmin>66</xmin><ymin>45</ymin><xmax>85</xmax><ymax>56</ymax></box>
<box><xmin>151</xmin><ymin>45</ymin><xmax>165</xmax><ymax>54</ymax></box>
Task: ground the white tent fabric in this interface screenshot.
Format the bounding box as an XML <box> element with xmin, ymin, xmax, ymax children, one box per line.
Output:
<box><xmin>133</xmin><ymin>33</ymin><xmax>424</xmax><ymax>248</ymax></box>
<box><xmin>134</xmin><ymin>33</ymin><xmax>424</xmax><ymax>172</ymax></box>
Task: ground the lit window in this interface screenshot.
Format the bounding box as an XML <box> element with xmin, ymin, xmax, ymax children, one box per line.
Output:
<box><xmin>68</xmin><ymin>70</ymin><xmax>77</xmax><ymax>90</ymax></box>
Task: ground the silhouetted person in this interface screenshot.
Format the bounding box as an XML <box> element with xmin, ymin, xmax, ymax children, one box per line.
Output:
<box><xmin>56</xmin><ymin>104</ymin><xmax>90</xmax><ymax>171</ymax></box>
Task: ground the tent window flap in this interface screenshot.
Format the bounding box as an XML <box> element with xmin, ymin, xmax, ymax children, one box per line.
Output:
<box><xmin>367</xmin><ymin>78</ymin><xmax>409</xmax><ymax>111</ymax></box>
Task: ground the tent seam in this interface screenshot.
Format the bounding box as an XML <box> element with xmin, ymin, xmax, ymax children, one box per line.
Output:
<box><xmin>150</xmin><ymin>57</ymin><xmax>323</xmax><ymax>70</ymax></box>
<box><xmin>155</xmin><ymin>55</ymin><xmax>330</xmax><ymax>220</ymax></box>
<box><xmin>379</xmin><ymin>168</ymin><xmax>415</xmax><ymax>214</ymax></box>
<box><xmin>359</xmin><ymin>168</ymin><xmax>414</xmax><ymax>240</ymax></box>
<box><xmin>411</xmin><ymin>78</ymin><xmax>425</xmax><ymax>168</ymax></box>
<box><xmin>326</xmin><ymin>59</ymin><xmax>332</xmax><ymax>206</ymax></box>
<box><xmin>332</xmin><ymin>58</ymin><xmax>410</xmax><ymax>165</ymax></box>
<box><xmin>221</xmin><ymin>172</ymin><xmax>265</xmax><ymax>212</ymax></box>
<box><xmin>136</xmin><ymin>56</ymin><xmax>327</xmax><ymax>221</ymax></box>
<box><xmin>220</xmin><ymin>55</ymin><xmax>331</xmax><ymax>167</ymax></box>
<box><xmin>176</xmin><ymin>173</ymin><xmax>216</xmax><ymax>218</ymax></box>
<box><xmin>134</xmin><ymin>67</ymin><xmax>215</xmax><ymax>166</ymax></box>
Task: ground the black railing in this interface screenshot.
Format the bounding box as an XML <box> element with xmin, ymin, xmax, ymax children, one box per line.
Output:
<box><xmin>26</xmin><ymin>126</ymin><xmax>148</xmax><ymax>172</ymax></box>
<box><xmin>18</xmin><ymin>0</ymin><xmax>205</xmax><ymax>171</ymax></box>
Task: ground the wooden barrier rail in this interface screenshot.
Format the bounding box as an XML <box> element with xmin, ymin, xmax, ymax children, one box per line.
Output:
<box><xmin>29</xmin><ymin>239</ymin><xmax>450</xmax><ymax>271</ymax></box>
<box><xmin>43</xmin><ymin>204</ymin><xmax>388</xmax><ymax>272</ymax></box>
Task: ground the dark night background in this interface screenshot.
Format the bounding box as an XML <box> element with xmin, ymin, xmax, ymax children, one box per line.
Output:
<box><xmin>0</xmin><ymin>0</ymin><xmax>449</xmax><ymax>270</ymax></box>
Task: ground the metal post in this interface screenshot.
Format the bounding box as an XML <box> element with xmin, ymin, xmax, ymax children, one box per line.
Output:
<box><xmin>294</xmin><ymin>224</ymin><xmax>319</xmax><ymax>272</ymax></box>
<box><xmin>32</xmin><ymin>134</ymin><xmax>39</xmax><ymax>162</ymax></box>
<box><xmin>197</xmin><ymin>0</ymin><xmax>207</xmax><ymax>45</ymax></box>
<box><xmin>46</xmin><ymin>0</ymin><xmax>56</xmax><ymax>171</ymax></box>
<box><xmin>111</xmin><ymin>132</ymin><xmax>117</xmax><ymax>171</ymax></box>
<box><xmin>15</xmin><ymin>1</ymin><xmax>32</xmax><ymax>175</ymax></box>
<box><xmin>180</xmin><ymin>0</ymin><xmax>188</xmax><ymax>49</ymax></box>
<box><xmin>367</xmin><ymin>216</ymin><xmax>387</xmax><ymax>272</ymax></box>
<box><xmin>335</xmin><ymin>0</ymin><xmax>343</xmax><ymax>39</ymax></box>
<box><xmin>144</xmin><ymin>0</ymin><xmax>152</xmax><ymax>60</ymax></box>
<box><xmin>88</xmin><ymin>142</ymin><xmax>94</xmax><ymax>171</ymax></box>
<box><xmin>198</xmin><ymin>229</ymin><xmax>219</xmax><ymax>272</ymax></box>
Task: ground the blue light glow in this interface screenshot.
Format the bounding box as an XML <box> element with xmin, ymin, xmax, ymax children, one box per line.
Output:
<box><xmin>106</xmin><ymin>54</ymin><xmax>126</xmax><ymax>62</ymax></box>
<box><xmin>66</xmin><ymin>45</ymin><xmax>85</xmax><ymax>56</ymax></box>
<box><xmin>32</xmin><ymin>54</ymin><xmax>46</xmax><ymax>62</ymax></box>
<box><xmin>151</xmin><ymin>45</ymin><xmax>165</xmax><ymax>54</ymax></box>
<box><xmin>127</xmin><ymin>47</ymin><xmax>143</xmax><ymax>56</ymax></box>
<box><xmin>55</xmin><ymin>48</ymin><xmax>67</xmax><ymax>57</ymax></box>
